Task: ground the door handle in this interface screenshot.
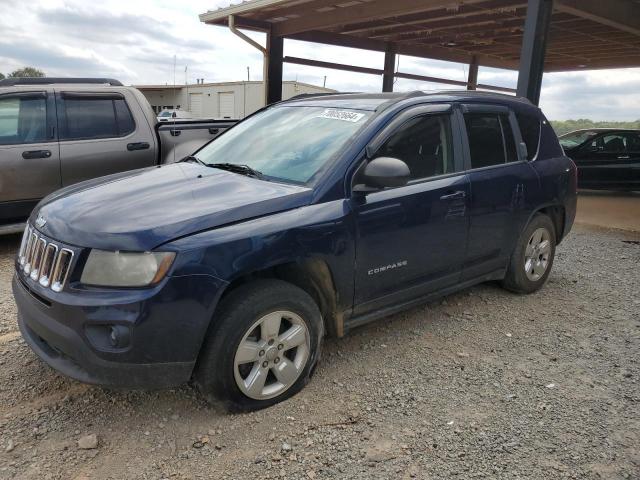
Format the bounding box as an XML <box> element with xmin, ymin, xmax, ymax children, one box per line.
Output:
<box><xmin>440</xmin><ymin>190</ymin><xmax>466</xmax><ymax>201</ymax></box>
<box><xmin>617</xmin><ymin>155</ymin><xmax>630</xmax><ymax>159</ymax></box>
<box><xmin>208</xmin><ymin>127</ymin><xmax>220</xmax><ymax>135</ymax></box>
<box><xmin>127</xmin><ymin>142</ymin><xmax>150</xmax><ymax>151</ymax></box>
<box><xmin>22</xmin><ymin>150</ymin><xmax>52</xmax><ymax>159</ymax></box>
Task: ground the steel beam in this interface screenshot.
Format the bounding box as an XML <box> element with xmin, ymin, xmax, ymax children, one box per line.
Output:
<box><xmin>467</xmin><ymin>56</ymin><xmax>479</xmax><ymax>90</ymax></box>
<box><xmin>555</xmin><ymin>0</ymin><xmax>640</xmax><ymax>37</ymax></box>
<box><xmin>267</xmin><ymin>34</ymin><xmax>284</xmax><ymax>104</ymax></box>
<box><xmin>283</xmin><ymin>56</ymin><xmax>516</xmax><ymax>93</ymax></box>
<box><xmin>516</xmin><ymin>0</ymin><xmax>553</xmax><ymax>104</ymax></box>
<box><xmin>382</xmin><ymin>44</ymin><xmax>396</xmax><ymax>92</ymax></box>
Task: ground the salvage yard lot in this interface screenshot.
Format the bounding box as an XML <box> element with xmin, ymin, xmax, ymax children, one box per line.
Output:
<box><xmin>0</xmin><ymin>225</ymin><xmax>638</xmax><ymax>480</ymax></box>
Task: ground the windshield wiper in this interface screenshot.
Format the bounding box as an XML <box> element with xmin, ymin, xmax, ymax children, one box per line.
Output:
<box><xmin>209</xmin><ymin>163</ymin><xmax>264</xmax><ymax>179</ymax></box>
<box><xmin>180</xmin><ymin>155</ymin><xmax>207</xmax><ymax>166</ymax></box>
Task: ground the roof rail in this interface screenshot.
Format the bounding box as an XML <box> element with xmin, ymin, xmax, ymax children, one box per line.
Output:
<box><xmin>0</xmin><ymin>77</ymin><xmax>123</xmax><ymax>87</ymax></box>
<box><xmin>287</xmin><ymin>92</ymin><xmax>350</xmax><ymax>101</ymax></box>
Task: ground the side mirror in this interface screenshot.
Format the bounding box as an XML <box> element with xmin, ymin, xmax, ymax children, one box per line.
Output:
<box><xmin>353</xmin><ymin>157</ymin><xmax>410</xmax><ymax>193</ymax></box>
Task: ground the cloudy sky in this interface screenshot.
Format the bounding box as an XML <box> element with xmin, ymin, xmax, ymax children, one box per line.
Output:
<box><xmin>1</xmin><ymin>0</ymin><xmax>639</xmax><ymax>121</ymax></box>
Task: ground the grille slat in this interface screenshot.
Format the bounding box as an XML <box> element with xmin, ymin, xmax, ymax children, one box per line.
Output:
<box><xmin>23</xmin><ymin>232</ymin><xmax>38</xmax><ymax>275</ymax></box>
<box><xmin>39</xmin><ymin>244</ymin><xmax>58</xmax><ymax>287</ymax></box>
<box><xmin>30</xmin><ymin>238</ymin><xmax>47</xmax><ymax>280</ymax></box>
<box><xmin>17</xmin><ymin>225</ymin><xmax>74</xmax><ymax>293</ymax></box>
<box><xmin>51</xmin><ymin>249</ymin><xmax>73</xmax><ymax>293</ymax></box>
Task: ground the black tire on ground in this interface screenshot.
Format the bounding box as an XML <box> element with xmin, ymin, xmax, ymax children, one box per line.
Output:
<box><xmin>194</xmin><ymin>279</ymin><xmax>323</xmax><ymax>412</ymax></box>
<box><xmin>502</xmin><ymin>213</ymin><xmax>557</xmax><ymax>294</ymax></box>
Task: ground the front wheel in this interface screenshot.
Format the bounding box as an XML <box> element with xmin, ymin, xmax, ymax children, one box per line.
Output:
<box><xmin>502</xmin><ymin>214</ymin><xmax>556</xmax><ymax>294</ymax></box>
<box><xmin>195</xmin><ymin>279</ymin><xmax>323</xmax><ymax>412</ymax></box>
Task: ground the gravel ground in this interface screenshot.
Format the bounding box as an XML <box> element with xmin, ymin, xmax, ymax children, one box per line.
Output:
<box><xmin>0</xmin><ymin>225</ymin><xmax>638</xmax><ymax>480</ymax></box>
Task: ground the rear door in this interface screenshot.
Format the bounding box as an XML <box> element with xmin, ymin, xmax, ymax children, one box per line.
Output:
<box><xmin>56</xmin><ymin>90</ymin><xmax>156</xmax><ymax>186</ymax></box>
<box><xmin>0</xmin><ymin>90</ymin><xmax>60</xmax><ymax>223</ymax></box>
<box><xmin>625</xmin><ymin>132</ymin><xmax>640</xmax><ymax>190</ymax></box>
<box><xmin>459</xmin><ymin>104</ymin><xmax>540</xmax><ymax>281</ymax></box>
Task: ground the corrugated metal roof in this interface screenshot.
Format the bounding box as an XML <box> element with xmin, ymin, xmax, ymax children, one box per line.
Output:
<box><xmin>200</xmin><ymin>0</ymin><xmax>640</xmax><ymax>71</ymax></box>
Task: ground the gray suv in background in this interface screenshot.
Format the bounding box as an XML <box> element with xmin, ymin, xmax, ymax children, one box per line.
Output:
<box><xmin>0</xmin><ymin>78</ymin><xmax>236</xmax><ymax>233</ymax></box>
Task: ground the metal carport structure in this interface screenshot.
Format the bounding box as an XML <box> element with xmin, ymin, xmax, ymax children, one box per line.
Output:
<box><xmin>200</xmin><ymin>0</ymin><xmax>640</xmax><ymax>106</ymax></box>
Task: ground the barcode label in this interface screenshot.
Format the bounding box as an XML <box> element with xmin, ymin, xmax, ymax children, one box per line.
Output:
<box><xmin>316</xmin><ymin>109</ymin><xmax>365</xmax><ymax>123</ymax></box>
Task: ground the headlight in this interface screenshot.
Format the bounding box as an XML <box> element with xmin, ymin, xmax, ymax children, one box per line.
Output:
<box><xmin>80</xmin><ymin>250</ymin><xmax>176</xmax><ymax>287</ymax></box>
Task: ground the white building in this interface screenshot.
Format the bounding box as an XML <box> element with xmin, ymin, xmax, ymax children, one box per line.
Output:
<box><xmin>135</xmin><ymin>81</ymin><xmax>335</xmax><ymax>119</ymax></box>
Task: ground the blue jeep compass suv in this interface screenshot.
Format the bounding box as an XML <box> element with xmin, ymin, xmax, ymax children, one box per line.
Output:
<box><xmin>13</xmin><ymin>91</ymin><xmax>577</xmax><ymax>411</ymax></box>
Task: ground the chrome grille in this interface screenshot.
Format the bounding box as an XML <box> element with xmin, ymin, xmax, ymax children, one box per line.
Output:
<box><xmin>18</xmin><ymin>225</ymin><xmax>74</xmax><ymax>293</ymax></box>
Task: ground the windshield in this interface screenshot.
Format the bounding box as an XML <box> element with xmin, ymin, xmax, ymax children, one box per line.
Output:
<box><xmin>195</xmin><ymin>106</ymin><xmax>372</xmax><ymax>184</ymax></box>
<box><xmin>159</xmin><ymin>111</ymin><xmax>172</xmax><ymax>117</ymax></box>
<box><xmin>559</xmin><ymin>130</ymin><xmax>598</xmax><ymax>149</ymax></box>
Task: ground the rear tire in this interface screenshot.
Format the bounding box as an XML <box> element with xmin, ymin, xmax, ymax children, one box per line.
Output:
<box><xmin>195</xmin><ymin>279</ymin><xmax>323</xmax><ymax>412</ymax></box>
<box><xmin>502</xmin><ymin>214</ymin><xmax>556</xmax><ymax>294</ymax></box>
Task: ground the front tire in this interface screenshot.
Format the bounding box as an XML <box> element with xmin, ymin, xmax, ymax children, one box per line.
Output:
<box><xmin>502</xmin><ymin>214</ymin><xmax>556</xmax><ymax>294</ymax></box>
<box><xmin>195</xmin><ymin>279</ymin><xmax>323</xmax><ymax>412</ymax></box>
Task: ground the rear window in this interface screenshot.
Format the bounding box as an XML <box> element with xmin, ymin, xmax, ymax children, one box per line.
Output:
<box><xmin>60</xmin><ymin>97</ymin><xmax>135</xmax><ymax>140</ymax></box>
<box><xmin>516</xmin><ymin>113</ymin><xmax>541</xmax><ymax>160</ymax></box>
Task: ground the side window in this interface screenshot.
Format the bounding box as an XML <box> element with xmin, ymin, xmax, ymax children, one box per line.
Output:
<box><xmin>600</xmin><ymin>134</ymin><xmax>626</xmax><ymax>153</ymax></box>
<box><xmin>464</xmin><ymin>113</ymin><xmax>517</xmax><ymax>169</ymax></box>
<box><xmin>60</xmin><ymin>97</ymin><xmax>135</xmax><ymax>141</ymax></box>
<box><xmin>0</xmin><ymin>95</ymin><xmax>47</xmax><ymax>145</ymax></box>
<box><xmin>515</xmin><ymin>112</ymin><xmax>541</xmax><ymax>160</ymax></box>
<box><xmin>376</xmin><ymin>115</ymin><xmax>454</xmax><ymax>181</ymax></box>
<box><xmin>626</xmin><ymin>133</ymin><xmax>640</xmax><ymax>153</ymax></box>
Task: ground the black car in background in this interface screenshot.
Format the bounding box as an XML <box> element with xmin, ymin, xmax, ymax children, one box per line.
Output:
<box><xmin>559</xmin><ymin>129</ymin><xmax>640</xmax><ymax>191</ymax></box>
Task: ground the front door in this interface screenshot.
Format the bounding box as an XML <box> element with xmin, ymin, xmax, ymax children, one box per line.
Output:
<box><xmin>352</xmin><ymin>108</ymin><xmax>469</xmax><ymax>317</ymax></box>
<box><xmin>0</xmin><ymin>91</ymin><xmax>60</xmax><ymax>223</ymax></box>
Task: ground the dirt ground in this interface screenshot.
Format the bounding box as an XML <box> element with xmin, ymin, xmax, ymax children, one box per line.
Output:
<box><xmin>0</xmin><ymin>224</ymin><xmax>638</xmax><ymax>480</ymax></box>
<box><xmin>576</xmin><ymin>191</ymin><xmax>640</xmax><ymax>232</ymax></box>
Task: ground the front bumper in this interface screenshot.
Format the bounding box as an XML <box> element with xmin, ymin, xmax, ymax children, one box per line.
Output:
<box><xmin>13</xmin><ymin>271</ymin><xmax>226</xmax><ymax>389</ymax></box>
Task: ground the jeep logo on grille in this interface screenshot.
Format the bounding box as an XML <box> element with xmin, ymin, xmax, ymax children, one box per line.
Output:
<box><xmin>35</xmin><ymin>215</ymin><xmax>46</xmax><ymax>228</ymax></box>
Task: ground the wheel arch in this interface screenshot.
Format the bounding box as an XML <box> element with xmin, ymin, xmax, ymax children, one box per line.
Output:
<box><xmin>214</xmin><ymin>258</ymin><xmax>343</xmax><ymax>338</ymax></box>
<box><xmin>527</xmin><ymin>204</ymin><xmax>566</xmax><ymax>243</ymax></box>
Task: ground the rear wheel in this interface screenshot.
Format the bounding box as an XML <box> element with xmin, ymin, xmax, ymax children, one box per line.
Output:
<box><xmin>502</xmin><ymin>214</ymin><xmax>556</xmax><ymax>294</ymax></box>
<box><xmin>195</xmin><ymin>279</ymin><xmax>323</xmax><ymax>411</ymax></box>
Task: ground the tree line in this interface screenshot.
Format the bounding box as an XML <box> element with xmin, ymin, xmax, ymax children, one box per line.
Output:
<box><xmin>550</xmin><ymin>119</ymin><xmax>640</xmax><ymax>136</ymax></box>
<box><xmin>0</xmin><ymin>67</ymin><xmax>45</xmax><ymax>80</ymax></box>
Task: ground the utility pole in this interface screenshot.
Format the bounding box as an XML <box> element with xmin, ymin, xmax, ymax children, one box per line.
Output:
<box><xmin>323</xmin><ymin>75</ymin><xmax>327</xmax><ymax>88</ymax></box>
<box><xmin>184</xmin><ymin>65</ymin><xmax>188</xmax><ymax>111</ymax></box>
<box><xmin>247</xmin><ymin>66</ymin><xmax>250</xmax><ymax>81</ymax></box>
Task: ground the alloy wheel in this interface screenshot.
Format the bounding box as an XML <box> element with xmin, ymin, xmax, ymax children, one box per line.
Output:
<box><xmin>233</xmin><ymin>310</ymin><xmax>310</xmax><ymax>400</ymax></box>
<box><xmin>524</xmin><ymin>227</ymin><xmax>551</xmax><ymax>281</ymax></box>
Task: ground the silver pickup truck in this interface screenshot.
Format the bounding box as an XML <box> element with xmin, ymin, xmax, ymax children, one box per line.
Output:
<box><xmin>0</xmin><ymin>78</ymin><xmax>236</xmax><ymax>233</ymax></box>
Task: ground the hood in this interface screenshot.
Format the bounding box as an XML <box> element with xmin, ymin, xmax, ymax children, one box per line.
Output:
<box><xmin>34</xmin><ymin>163</ymin><xmax>312</xmax><ymax>251</ymax></box>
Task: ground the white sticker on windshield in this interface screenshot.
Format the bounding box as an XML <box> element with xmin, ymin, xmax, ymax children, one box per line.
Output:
<box><xmin>316</xmin><ymin>109</ymin><xmax>365</xmax><ymax>123</ymax></box>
